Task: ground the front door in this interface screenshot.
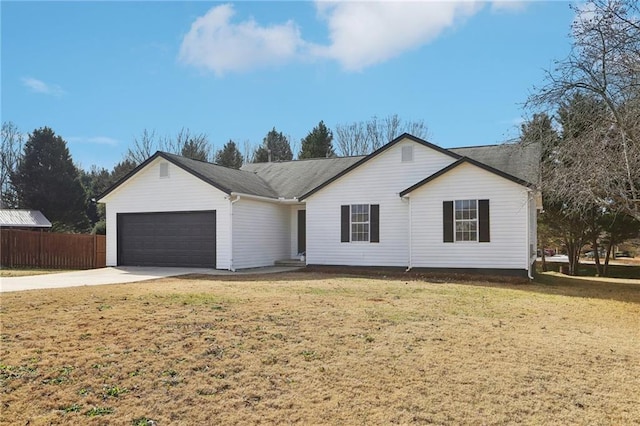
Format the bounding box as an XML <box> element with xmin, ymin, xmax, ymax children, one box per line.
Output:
<box><xmin>297</xmin><ymin>210</ymin><xmax>306</xmax><ymax>254</ymax></box>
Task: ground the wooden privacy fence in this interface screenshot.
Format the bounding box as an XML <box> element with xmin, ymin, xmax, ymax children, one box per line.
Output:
<box><xmin>1</xmin><ymin>229</ymin><xmax>106</xmax><ymax>269</ymax></box>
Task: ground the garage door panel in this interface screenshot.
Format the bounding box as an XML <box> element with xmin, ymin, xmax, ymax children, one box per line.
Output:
<box><xmin>118</xmin><ymin>211</ymin><xmax>216</xmax><ymax>268</ymax></box>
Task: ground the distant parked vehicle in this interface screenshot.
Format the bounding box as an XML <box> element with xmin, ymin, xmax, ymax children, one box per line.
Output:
<box><xmin>615</xmin><ymin>251</ymin><xmax>632</xmax><ymax>258</ymax></box>
<box><xmin>584</xmin><ymin>249</ymin><xmax>607</xmax><ymax>258</ymax></box>
<box><xmin>537</xmin><ymin>248</ymin><xmax>556</xmax><ymax>257</ymax></box>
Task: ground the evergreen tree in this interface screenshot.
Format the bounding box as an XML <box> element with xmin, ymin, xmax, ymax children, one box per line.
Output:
<box><xmin>215</xmin><ymin>140</ymin><xmax>244</xmax><ymax>169</ymax></box>
<box><xmin>253</xmin><ymin>128</ymin><xmax>293</xmax><ymax>162</ymax></box>
<box><xmin>181</xmin><ymin>137</ymin><xmax>210</xmax><ymax>161</ymax></box>
<box><xmin>12</xmin><ymin>127</ymin><xmax>89</xmax><ymax>232</ymax></box>
<box><xmin>79</xmin><ymin>165</ymin><xmax>111</xmax><ymax>227</ymax></box>
<box><xmin>298</xmin><ymin>120</ymin><xmax>335</xmax><ymax>159</ymax></box>
<box><xmin>111</xmin><ymin>159</ymin><xmax>137</xmax><ymax>183</ymax></box>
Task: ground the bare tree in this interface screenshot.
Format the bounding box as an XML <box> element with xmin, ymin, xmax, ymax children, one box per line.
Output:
<box><xmin>335</xmin><ymin>114</ymin><xmax>430</xmax><ymax>156</ymax></box>
<box><xmin>241</xmin><ymin>139</ymin><xmax>255</xmax><ymax>164</ymax></box>
<box><xmin>124</xmin><ymin>128</ymin><xmax>212</xmax><ymax>165</ymax></box>
<box><xmin>335</xmin><ymin>121</ymin><xmax>369</xmax><ymax>156</ymax></box>
<box><xmin>526</xmin><ymin>0</ymin><xmax>640</xmax><ymax>220</ymax></box>
<box><xmin>125</xmin><ymin>129</ymin><xmax>157</xmax><ymax>165</ymax></box>
<box><xmin>1</xmin><ymin>121</ymin><xmax>25</xmax><ymax>207</ymax></box>
<box><xmin>162</xmin><ymin>128</ymin><xmax>211</xmax><ymax>161</ymax></box>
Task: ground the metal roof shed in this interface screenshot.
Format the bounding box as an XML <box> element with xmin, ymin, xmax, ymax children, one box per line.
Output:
<box><xmin>0</xmin><ymin>210</ymin><xmax>52</xmax><ymax>228</ymax></box>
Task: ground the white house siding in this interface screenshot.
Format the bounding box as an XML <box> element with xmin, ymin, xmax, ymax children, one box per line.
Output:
<box><xmin>306</xmin><ymin>138</ymin><xmax>456</xmax><ymax>266</ymax></box>
<box><xmin>409</xmin><ymin>162</ymin><xmax>531</xmax><ymax>270</ymax></box>
<box><xmin>101</xmin><ymin>158</ymin><xmax>231</xmax><ymax>269</ymax></box>
<box><xmin>232</xmin><ymin>198</ymin><xmax>290</xmax><ymax>269</ymax></box>
<box><xmin>289</xmin><ymin>205</ymin><xmax>306</xmax><ymax>258</ymax></box>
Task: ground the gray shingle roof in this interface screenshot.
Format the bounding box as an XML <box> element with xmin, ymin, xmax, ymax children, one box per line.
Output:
<box><xmin>161</xmin><ymin>153</ymin><xmax>279</xmax><ymax>198</ymax></box>
<box><xmin>241</xmin><ymin>156</ymin><xmax>365</xmax><ymax>199</ymax></box>
<box><xmin>450</xmin><ymin>142</ymin><xmax>540</xmax><ymax>185</ymax></box>
<box><xmin>99</xmin><ymin>138</ymin><xmax>540</xmax><ymax>202</ymax></box>
<box><xmin>0</xmin><ymin>210</ymin><xmax>52</xmax><ymax>228</ymax></box>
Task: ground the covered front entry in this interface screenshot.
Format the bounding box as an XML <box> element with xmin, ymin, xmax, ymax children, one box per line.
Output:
<box><xmin>117</xmin><ymin>211</ymin><xmax>216</xmax><ymax>267</ymax></box>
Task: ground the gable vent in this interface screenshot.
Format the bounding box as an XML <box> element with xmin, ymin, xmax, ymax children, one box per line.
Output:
<box><xmin>159</xmin><ymin>162</ymin><xmax>169</xmax><ymax>178</ymax></box>
<box><xmin>401</xmin><ymin>145</ymin><xmax>413</xmax><ymax>162</ymax></box>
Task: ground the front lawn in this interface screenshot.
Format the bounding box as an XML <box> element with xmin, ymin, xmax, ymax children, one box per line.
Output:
<box><xmin>0</xmin><ymin>268</ymin><xmax>72</xmax><ymax>278</ymax></box>
<box><xmin>1</xmin><ymin>272</ymin><xmax>638</xmax><ymax>424</ymax></box>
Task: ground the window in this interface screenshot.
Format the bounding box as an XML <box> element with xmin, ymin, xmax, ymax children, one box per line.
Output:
<box><xmin>341</xmin><ymin>204</ymin><xmax>379</xmax><ymax>243</ymax></box>
<box><xmin>455</xmin><ymin>200</ymin><xmax>477</xmax><ymax>241</ymax></box>
<box><xmin>401</xmin><ymin>145</ymin><xmax>414</xmax><ymax>162</ymax></box>
<box><xmin>351</xmin><ymin>204</ymin><xmax>370</xmax><ymax>242</ymax></box>
<box><xmin>443</xmin><ymin>200</ymin><xmax>490</xmax><ymax>243</ymax></box>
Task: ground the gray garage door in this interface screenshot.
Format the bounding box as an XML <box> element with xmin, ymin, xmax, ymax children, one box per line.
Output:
<box><xmin>117</xmin><ymin>211</ymin><xmax>216</xmax><ymax>268</ymax></box>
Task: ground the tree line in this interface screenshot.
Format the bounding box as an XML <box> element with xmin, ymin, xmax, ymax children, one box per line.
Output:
<box><xmin>518</xmin><ymin>0</ymin><xmax>639</xmax><ymax>276</ymax></box>
<box><xmin>0</xmin><ymin>114</ymin><xmax>427</xmax><ymax>234</ymax></box>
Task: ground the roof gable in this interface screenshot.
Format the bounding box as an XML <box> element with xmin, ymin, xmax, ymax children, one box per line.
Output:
<box><xmin>298</xmin><ymin>133</ymin><xmax>461</xmax><ymax>200</ymax></box>
<box><xmin>98</xmin><ymin>152</ymin><xmax>278</xmax><ymax>201</ymax></box>
<box><xmin>399</xmin><ymin>157</ymin><xmax>533</xmax><ymax>197</ymax></box>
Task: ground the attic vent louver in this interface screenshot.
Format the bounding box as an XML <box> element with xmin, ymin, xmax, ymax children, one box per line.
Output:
<box><xmin>160</xmin><ymin>162</ymin><xmax>169</xmax><ymax>178</ymax></box>
<box><xmin>401</xmin><ymin>145</ymin><xmax>413</xmax><ymax>162</ymax></box>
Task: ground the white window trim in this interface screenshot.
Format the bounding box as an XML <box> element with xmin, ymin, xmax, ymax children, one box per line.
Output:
<box><xmin>350</xmin><ymin>204</ymin><xmax>370</xmax><ymax>243</ymax></box>
<box><xmin>454</xmin><ymin>199</ymin><xmax>478</xmax><ymax>242</ymax></box>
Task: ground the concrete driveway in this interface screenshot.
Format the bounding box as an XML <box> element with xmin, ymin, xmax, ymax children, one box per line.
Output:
<box><xmin>0</xmin><ymin>266</ymin><xmax>301</xmax><ymax>293</ymax></box>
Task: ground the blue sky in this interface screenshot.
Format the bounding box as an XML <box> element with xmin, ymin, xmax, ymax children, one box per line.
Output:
<box><xmin>2</xmin><ymin>1</ymin><xmax>576</xmax><ymax>170</ymax></box>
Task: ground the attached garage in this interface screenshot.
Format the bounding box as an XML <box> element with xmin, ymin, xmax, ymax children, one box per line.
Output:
<box><xmin>117</xmin><ymin>211</ymin><xmax>216</xmax><ymax>268</ymax></box>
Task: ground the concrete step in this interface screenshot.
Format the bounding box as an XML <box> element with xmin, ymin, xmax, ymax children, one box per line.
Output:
<box><xmin>274</xmin><ymin>259</ymin><xmax>306</xmax><ymax>267</ymax></box>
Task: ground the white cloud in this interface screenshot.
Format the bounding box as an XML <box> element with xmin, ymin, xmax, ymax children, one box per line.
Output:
<box><xmin>490</xmin><ymin>1</ymin><xmax>529</xmax><ymax>13</ymax></box>
<box><xmin>178</xmin><ymin>3</ymin><xmax>305</xmax><ymax>76</ymax></box>
<box><xmin>67</xmin><ymin>136</ymin><xmax>119</xmax><ymax>146</ymax></box>
<box><xmin>312</xmin><ymin>1</ymin><xmax>482</xmax><ymax>71</ymax></box>
<box><xmin>179</xmin><ymin>1</ymin><xmax>532</xmax><ymax>75</ymax></box>
<box><xmin>21</xmin><ymin>77</ymin><xmax>65</xmax><ymax>96</ymax></box>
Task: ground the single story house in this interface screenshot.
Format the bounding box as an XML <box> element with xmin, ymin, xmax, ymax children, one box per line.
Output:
<box><xmin>98</xmin><ymin>134</ymin><xmax>540</xmax><ymax>277</ymax></box>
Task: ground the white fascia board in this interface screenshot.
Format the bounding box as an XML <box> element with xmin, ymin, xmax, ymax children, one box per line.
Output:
<box><xmin>230</xmin><ymin>192</ymin><xmax>301</xmax><ymax>205</ymax></box>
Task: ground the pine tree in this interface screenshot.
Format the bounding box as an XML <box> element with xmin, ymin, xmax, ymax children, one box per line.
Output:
<box><xmin>253</xmin><ymin>128</ymin><xmax>293</xmax><ymax>162</ymax></box>
<box><xmin>215</xmin><ymin>140</ymin><xmax>244</xmax><ymax>169</ymax></box>
<box><xmin>181</xmin><ymin>138</ymin><xmax>210</xmax><ymax>161</ymax></box>
<box><xmin>299</xmin><ymin>120</ymin><xmax>335</xmax><ymax>159</ymax></box>
<box><xmin>111</xmin><ymin>159</ymin><xmax>137</xmax><ymax>183</ymax></box>
<box><xmin>12</xmin><ymin>127</ymin><xmax>89</xmax><ymax>232</ymax></box>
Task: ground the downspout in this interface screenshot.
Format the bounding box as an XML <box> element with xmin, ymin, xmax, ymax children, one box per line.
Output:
<box><xmin>404</xmin><ymin>195</ymin><xmax>412</xmax><ymax>272</ymax></box>
<box><xmin>229</xmin><ymin>194</ymin><xmax>241</xmax><ymax>272</ymax></box>
<box><xmin>526</xmin><ymin>191</ymin><xmax>534</xmax><ymax>280</ymax></box>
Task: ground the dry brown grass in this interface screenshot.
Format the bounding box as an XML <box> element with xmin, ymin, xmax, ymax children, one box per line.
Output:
<box><xmin>1</xmin><ymin>272</ymin><xmax>639</xmax><ymax>425</ymax></box>
<box><xmin>0</xmin><ymin>269</ymin><xmax>70</xmax><ymax>278</ymax></box>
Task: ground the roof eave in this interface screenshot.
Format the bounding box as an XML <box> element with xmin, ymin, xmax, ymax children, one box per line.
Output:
<box><xmin>97</xmin><ymin>152</ymin><xmax>234</xmax><ymax>202</ymax></box>
<box><xmin>399</xmin><ymin>157</ymin><xmax>534</xmax><ymax>197</ymax></box>
<box><xmin>299</xmin><ymin>133</ymin><xmax>461</xmax><ymax>200</ymax></box>
<box><xmin>230</xmin><ymin>192</ymin><xmax>299</xmax><ymax>204</ymax></box>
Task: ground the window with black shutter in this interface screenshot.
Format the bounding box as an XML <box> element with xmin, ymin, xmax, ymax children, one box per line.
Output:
<box><xmin>340</xmin><ymin>204</ymin><xmax>380</xmax><ymax>243</ymax></box>
<box><xmin>443</xmin><ymin>199</ymin><xmax>490</xmax><ymax>243</ymax></box>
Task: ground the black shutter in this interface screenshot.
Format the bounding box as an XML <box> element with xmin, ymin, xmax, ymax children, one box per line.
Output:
<box><xmin>443</xmin><ymin>201</ymin><xmax>454</xmax><ymax>243</ymax></box>
<box><xmin>479</xmin><ymin>199</ymin><xmax>490</xmax><ymax>242</ymax></box>
<box><xmin>341</xmin><ymin>205</ymin><xmax>350</xmax><ymax>242</ymax></box>
<box><xmin>370</xmin><ymin>204</ymin><xmax>379</xmax><ymax>243</ymax></box>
